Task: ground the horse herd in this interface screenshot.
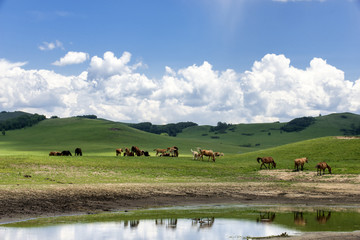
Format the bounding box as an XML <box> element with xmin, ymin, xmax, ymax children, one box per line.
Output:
<box><xmin>49</xmin><ymin>148</ymin><xmax>82</xmax><ymax>156</ymax></box>
<box><xmin>48</xmin><ymin>147</ymin><xmax>331</xmax><ymax>175</ymax></box>
<box><xmin>257</xmin><ymin>156</ymin><xmax>332</xmax><ymax>176</ymax></box>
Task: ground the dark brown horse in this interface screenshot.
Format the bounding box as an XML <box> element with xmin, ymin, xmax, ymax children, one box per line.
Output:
<box><xmin>315</xmin><ymin>162</ymin><xmax>332</xmax><ymax>175</ymax></box>
<box><xmin>257</xmin><ymin>157</ymin><xmax>276</xmax><ymax>169</ymax></box>
<box><xmin>131</xmin><ymin>146</ymin><xmax>142</xmax><ymax>156</ymax></box>
<box><xmin>75</xmin><ymin>148</ymin><xmax>82</xmax><ymax>156</ymax></box>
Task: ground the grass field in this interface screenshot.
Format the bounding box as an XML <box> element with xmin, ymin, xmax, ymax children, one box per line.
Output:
<box><xmin>0</xmin><ymin>136</ymin><xmax>359</xmax><ymax>186</ymax></box>
<box><xmin>0</xmin><ymin>113</ymin><xmax>359</xmax><ymax>186</ymax></box>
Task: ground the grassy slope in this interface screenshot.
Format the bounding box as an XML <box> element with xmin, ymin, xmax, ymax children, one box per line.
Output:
<box><xmin>177</xmin><ymin>112</ymin><xmax>360</xmax><ymax>153</ymax></box>
<box><xmin>0</xmin><ymin>117</ymin><xmax>240</xmax><ymax>156</ymax></box>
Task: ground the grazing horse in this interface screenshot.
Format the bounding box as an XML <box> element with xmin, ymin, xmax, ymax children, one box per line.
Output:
<box><xmin>257</xmin><ymin>157</ymin><xmax>276</xmax><ymax>169</ymax></box>
<box><xmin>154</xmin><ymin>148</ymin><xmax>167</xmax><ymax>156</ymax></box>
<box><xmin>124</xmin><ymin>147</ymin><xmax>134</xmax><ymax>156</ymax></box>
<box><xmin>191</xmin><ymin>149</ymin><xmax>199</xmax><ymax>160</ymax></box>
<box><xmin>131</xmin><ymin>146</ymin><xmax>142</xmax><ymax>156</ymax></box>
<box><xmin>49</xmin><ymin>151</ymin><xmax>61</xmax><ymax>156</ymax></box>
<box><xmin>198</xmin><ymin>149</ymin><xmax>215</xmax><ymax>162</ymax></box>
<box><xmin>142</xmin><ymin>151</ymin><xmax>150</xmax><ymax>156</ymax></box>
<box><xmin>116</xmin><ymin>148</ymin><xmax>123</xmax><ymax>156</ymax></box>
<box><xmin>214</xmin><ymin>152</ymin><xmax>224</xmax><ymax>157</ymax></box>
<box><xmin>75</xmin><ymin>148</ymin><xmax>82</xmax><ymax>156</ymax></box>
<box><xmin>294</xmin><ymin>157</ymin><xmax>308</xmax><ymax>171</ymax></box>
<box><xmin>315</xmin><ymin>162</ymin><xmax>332</xmax><ymax>175</ymax></box>
<box><xmin>61</xmin><ymin>150</ymin><xmax>72</xmax><ymax>156</ymax></box>
<box><xmin>167</xmin><ymin>146</ymin><xmax>179</xmax><ymax>157</ymax></box>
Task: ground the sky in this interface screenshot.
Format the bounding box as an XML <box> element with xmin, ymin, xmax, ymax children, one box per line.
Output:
<box><xmin>0</xmin><ymin>0</ymin><xmax>360</xmax><ymax>125</ymax></box>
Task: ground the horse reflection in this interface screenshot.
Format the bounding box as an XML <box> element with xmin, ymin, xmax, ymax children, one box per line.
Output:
<box><xmin>294</xmin><ymin>212</ymin><xmax>306</xmax><ymax>226</ymax></box>
<box><xmin>316</xmin><ymin>210</ymin><xmax>331</xmax><ymax>224</ymax></box>
<box><xmin>256</xmin><ymin>212</ymin><xmax>276</xmax><ymax>223</ymax></box>
<box><xmin>166</xmin><ymin>219</ymin><xmax>178</xmax><ymax>229</ymax></box>
<box><xmin>155</xmin><ymin>219</ymin><xmax>165</xmax><ymax>225</ymax></box>
<box><xmin>124</xmin><ymin>220</ymin><xmax>140</xmax><ymax>228</ymax></box>
<box><xmin>192</xmin><ymin>217</ymin><xmax>215</xmax><ymax>229</ymax></box>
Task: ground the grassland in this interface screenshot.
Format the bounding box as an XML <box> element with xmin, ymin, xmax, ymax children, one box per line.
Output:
<box><xmin>0</xmin><ymin>114</ymin><xmax>359</xmax><ymax>224</ymax></box>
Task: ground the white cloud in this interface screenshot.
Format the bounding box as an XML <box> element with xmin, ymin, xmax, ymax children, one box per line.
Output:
<box><xmin>52</xmin><ymin>51</ymin><xmax>89</xmax><ymax>66</ymax></box>
<box><xmin>39</xmin><ymin>40</ymin><xmax>63</xmax><ymax>51</ymax></box>
<box><xmin>0</xmin><ymin>53</ymin><xmax>359</xmax><ymax>125</ymax></box>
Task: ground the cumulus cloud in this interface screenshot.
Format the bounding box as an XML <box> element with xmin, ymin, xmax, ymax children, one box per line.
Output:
<box><xmin>52</xmin><ymin>51</ymin><xmax>89</xmax><ymax>66</ymax></box>
<box><xmin>0</xmin><ymin>52</ymin><xmax>359</xmax><ymax>125</ymax></box>
<box><xmin>39</xmin><ymin>40</ymin><xmax>63</xmax><ymax>51</ymax></box>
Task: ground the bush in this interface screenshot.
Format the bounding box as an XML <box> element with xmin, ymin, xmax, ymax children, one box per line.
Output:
<box><xmin>210</xmin><ymin>122</ymin><xmax>232</xmax><ymax>134</ymax></box>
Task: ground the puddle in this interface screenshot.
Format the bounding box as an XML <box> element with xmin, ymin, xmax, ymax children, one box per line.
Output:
<box><xmin>1</xmin><ymin>205</ymin><xmax>360</xmax><ymax>240</ymax></box>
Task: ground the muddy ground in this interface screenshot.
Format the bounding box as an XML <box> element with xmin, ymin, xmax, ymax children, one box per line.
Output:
<box><xmin>1</xmin><ymin>171</ymin><xmax>360</xmax><ymax>239</ymax></box>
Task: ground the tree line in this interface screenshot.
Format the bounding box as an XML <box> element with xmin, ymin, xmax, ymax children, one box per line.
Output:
<box><xmin>0</xmin><ymin>112</ymin><xmax>46</xmax><ymax>133</ymax></box>
<box><xmin>129</xmin><ymin>121</ymin><xmax>198</xmax><ymax>137</ymax></box>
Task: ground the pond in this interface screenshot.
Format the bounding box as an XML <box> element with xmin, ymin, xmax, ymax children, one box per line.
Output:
<box><xmin>1</xmin><ymin>205</ymin><xmax>360</xmax><ymax>240</ymax></box>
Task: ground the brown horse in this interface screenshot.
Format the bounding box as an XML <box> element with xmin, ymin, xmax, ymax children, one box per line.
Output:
<box><xmin>294</xmin><ymin>157</ymin><xmax>308</xmax><ymax>171</ymax></box>
<box><xmin>124</xmin><ymin>147</ymin><xmax>134</xmax><ymax>156</ymax></box>
<box><xmin>257</xmin><ymin>157</ymin><xmax>276</xmax><ymax>169</ymax></box>
<box><xmin>116</xmin><ymin>148</ymin><xmax>123</xmax><ymax>156</ymax></box>
<box><xmin>198</xmin><ymin>149</ymin><xmax>215</xmax><ymax>162</ymax></box>
<box><xmin>49</xmin><ymin>151</ymin><xmax>61</xmax><ymax>156</ymax></box>
<box><xmin>131</xmin><ymin>146</ymin><xmax>142</xmax><ymax>156</ymax></box>
<box><xmin>315</xmin><ymin>162</ymin><xmax>332</xmax><ymax>175</ymax></box>
<box><xmin>167</xmin><ymin>146</ymin><xmax>179</xmax><ymax>157</ymax></box>
<box><xmin>154</xmin><ymin>148</ymin><xmax>167</xmax><ymax>156</ymax></box>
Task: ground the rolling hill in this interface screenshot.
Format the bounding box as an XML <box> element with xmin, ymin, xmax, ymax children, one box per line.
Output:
<box><xmin>0</xmin><ymin>112</ymin><xmax>359</xmax><ymax>156</ymax></box>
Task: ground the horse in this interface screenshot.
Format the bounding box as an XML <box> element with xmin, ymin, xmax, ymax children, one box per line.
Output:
<box><xmin>167</xmin><ymin>146</ymin><xmax>179</xmax><ymax>157</ymax></box>
<box><xmin>142</xmin><ymin>151</ymin><xmax>150</xmax><ymax>156</ymax></box>
<box><xmin>257</xmin><ymin>157</ymin><xmax>276</xmax><ymax>169</ymax></box>
<box><xmin>294</xmin><ymin>157</ymin><xmax>308</xmax><ymax>171</ymax></box>
<box><xmin>131</xmin><ymin>146</ymin><xmax>142</xmax><ymax>156</ymax></box>
<box><xmin>198</xmin><ymin>149</ymin><xmax>215</xmax><ymax>162</ymax></box>
<box><xmin>315</xmin><ymin>162</ymin><xmax>332</xmax><ymax>175</ymax></box>
<box><xmin>49</xmin><ymin>151</ymin><xmax>61</xmax><ymax>156</ymax></box>
<box><xmin>124</xmin><ymin>147</ymin><xmax>134</xmax><ymax>156</ymax></box>
<box><xmin>61</xmin><ymin>150</ymin><xmax>72</xmax><ymax>156</ymax></box>
<box><xmin>191</xmin><ymin>149</ymin><xmax>199</xmax><ymax>160</ymax></box>
<box><xmin>214</xmin><ymin>152</ymin><xmax>224</xmax><ymax>157</ymax></box>
<box><xmin>154</xmin><ymin>148</ymin><xmax>167</xmax><ymax>156</ymax></box>
<box><xmin>75</xmin><ymin>148</ymin><xmax>82</xmax><ymax>156</ymax></box>
<box><xmin>116</xmin><ymin>148</ymin><xmax>123</xmax><ymax>156</ymax></box>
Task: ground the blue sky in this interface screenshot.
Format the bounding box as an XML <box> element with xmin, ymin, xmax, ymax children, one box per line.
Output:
<box><xmin>0</xmin><ymin>0</ymin><xmax>360</xmax><ymax>124</ymax></box>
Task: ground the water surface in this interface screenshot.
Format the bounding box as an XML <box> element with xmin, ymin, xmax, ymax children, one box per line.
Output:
<box><xmin>1</xmin><ymin>205</ymin><xmax>359</xmax><ymax>240</ymax></box>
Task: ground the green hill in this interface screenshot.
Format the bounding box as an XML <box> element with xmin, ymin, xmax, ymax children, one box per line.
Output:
<box><xmin>176</xmin><ymin>112</ymin><xmax>360</xmax><ymax>152</ymax></box>
<box><xmin>0</xmin><ymin>112</ymin><xmax>359</xmax><ymax>156</ymax></box>
<box><xmin>0</xmin><ymin>117</ymin><xmax>240</xmax><ymax>156</ymax></box>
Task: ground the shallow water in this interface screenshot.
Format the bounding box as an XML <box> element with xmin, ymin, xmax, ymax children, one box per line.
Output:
<box><xmin>1</xmin><ymin>205</ymin><xmax>360</xmax><ymax>240</ymax></box>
